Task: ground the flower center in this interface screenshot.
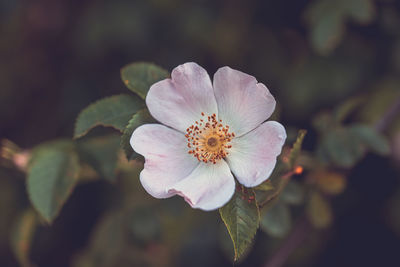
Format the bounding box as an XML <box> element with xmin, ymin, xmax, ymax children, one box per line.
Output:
<box><xmin>207</xmin><ymin>137</ymin><xmax>218</xmax><ymax>147</ymax></box>
<box><xmin>185</xmin><ymin>113</ymin><xmax>235</xmax><ymax>164</ymax></box>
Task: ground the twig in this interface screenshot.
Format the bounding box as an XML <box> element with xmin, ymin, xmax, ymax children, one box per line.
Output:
<box><xmin>258</xmin><ymin>173</ymin><xmax>292</xmax><ymax>208</ymax></box>
<box><xmin>264</xmin><ymin>216</ymin><xmax>313</xmax><ymax>267</ymax></box>
<box><xmin>262</xmin><ymin>94</ymin><xmax>400</xmax><ymax>267</ymax></box>
<box><xmin>374</xmin><ymin>94</ymin><xmax>400</xmax><ymax>132</ymax></box>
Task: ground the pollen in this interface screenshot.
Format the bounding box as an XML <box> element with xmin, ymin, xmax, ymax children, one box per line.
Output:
<box><xmin>186</xmin><ymin>113</ymin><xmax>234</xmax><ymax>164</ymax></box>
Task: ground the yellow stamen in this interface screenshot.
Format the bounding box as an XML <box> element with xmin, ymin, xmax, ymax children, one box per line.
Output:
<box><xmin>186</xmin><ymin>113</ymin><xmax>234</xmax><ymax>164</ymax></box>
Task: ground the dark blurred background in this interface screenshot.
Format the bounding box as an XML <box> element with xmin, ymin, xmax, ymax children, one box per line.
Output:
<box><xmin>1</xmin><ymin>0</ymin><xmax>400</xmax><ymax>266</ymax></box>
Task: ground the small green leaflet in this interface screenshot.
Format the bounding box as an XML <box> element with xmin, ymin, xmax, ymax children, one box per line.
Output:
<box><xmin>254</xmin><ymin>180</ymin><xmax>274</xmax><ymax>191</ymax></box>
<box><xmin>219</xmin><ymin>187</ymin><xmax>260</xmax><ymax>261</ymax></box>
<box><xmin>121</xmin><ymin>62</ymin><xmax>169</xmax><ymax>99</ymax></box>
<box><xmin>74</xmin><ymin>94</ymin><xmax>144</xmax><ymax>139</ymax></box>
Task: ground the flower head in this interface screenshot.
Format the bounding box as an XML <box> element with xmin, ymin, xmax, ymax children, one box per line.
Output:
<box><xmin>130</xmin><ymin>62</ymin><xmax>286</xmax><ymax>210</ymax></box>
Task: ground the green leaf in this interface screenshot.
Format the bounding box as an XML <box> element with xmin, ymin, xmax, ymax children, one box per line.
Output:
<box><xmin>349</xmin><ymin>124</ymin><xmax>390</xmax><ymax>156</ymax></box>
<box><xmin>317</xmin><ymin>127</ymin><xmax>364</xmax><ymax>168</ymax></box>
<box><xmin>346</xmin><ymin>0</ymin><xmax>375</xmax><ymax>24</ymax></box>
<box><xmin>218</xmin><ymin>223</ymin><xmax>253</xmax><ymax>264</ymax></box>
<box><xmin>318</xmin><ymin>123</ymin><xmax>389</xmax><ymax>168</ymax></box>
<box><xmin>304</xmin><ymin>0</ymin><xmax>375</xmax><ymax>55</ymax></box>
<box><xmin>280</xmin><ymin>180</ymin><xmax>304</xmax><ymax>206</ymax></box>
<box><xmin>121</xmin><ymin>109</ymin><xmax>155</xmax><ymax>160</ymax></box>
<box><xmin>121</xmin><ymin>62</ymin><xmax>169</xmax><ymax>99</ymax></box>
<box><xmin>27</xmin><ymin>148</ymin><xmax>80</xmax><ymax>223</ymax></box>
<box><xmin>219</xmin><ymin>188</ymin><xmax>260</xmax><ymax>261</ymax></box>
<box><xmin>30</xmin><ymin>139</ymin><xmax>75</xmax><ymax>164</ymax></box>
<box><xmin>334</xmin><ymin>95</ymin><xmax>367</xmax><ymax>123</ymax></box>
<box><xmin>288</xmin><ymin>130</ymin><xmax>307</xmax><ymax>169</ymax></box>
<box><xmin>304</xmin><ymin>0</ymin><xmax>346</xmax><ymax>54</ymax></box>
<box><xmin>77</xmin><ymin>135</ymin><xmax>121</xmax><ymax>182</ymax></box>
<box><xmin>11</xmin><ymin>209</ymin><xmax>38</xmax><ymax>267</ymax></box>
<box><xmin>260</xmin><ymin>201</ymin><xmax>291</xmax><ymax>238</ymax></box>
<box><xmin>311</xmin><ymin>170</ymin><xmax>347</xmax><ymax>196</ymax></box>
<box><xmin>307</xmin><ymin>192</ymin><xmax>333</xmax><ymax>229</ymax></box>
<box><xmin>310</xmin><ymin>11</ymin><xmax>345</xmax><ymax>55</ymax></box>
<box><xmin>74</xmin><ymin>94</ymin><xmax>144</xmax><ymax>139</ymax></box>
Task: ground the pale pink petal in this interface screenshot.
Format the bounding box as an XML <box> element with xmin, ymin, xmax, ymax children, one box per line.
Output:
<box><xmin>130</xmin><ymin>124</ymin><xmax>199</xmax><ymax>198</ymax></box>
<box><xmin>146</xmin><ymin>62</ymin><xmax>218</xmax><ymax>133</ymax></box>
<box><xmin>167</xmin><ymin>161</ymin><xmax>235</xmax><ymax>211</ymax></box>
<box><xmin>213</xmin><ymin>66</ymin><xmax>276</xmax><ymax>137</ymax></box>
<box><xmin>226</xmin><ymin>121</ymin><xmax>286</xmax><ymax>187</ymax></box>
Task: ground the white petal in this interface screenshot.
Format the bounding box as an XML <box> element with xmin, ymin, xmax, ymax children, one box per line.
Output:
<box><xmin>226</xmin><ymin>121</ymin><xmax>286</xmax><ymax>187</ymax></box>
<box><xmin>213</xmin><ymin>66</ymin><xmax>276</xmax><ymax>137</ymax></box>
<box><xmin>130</xmin><ymin>124</ymin><xmax>199</xmax><ymax>198</ymax></box>
<box><xmin>167</xmin><ymin>161</ymin><xmax>235</xmax><ymax>211</ymax></box>
<box><xmin>146</xmin><ymin>62</ymin><xmax>218</xmax><ymax>133</ymax></box>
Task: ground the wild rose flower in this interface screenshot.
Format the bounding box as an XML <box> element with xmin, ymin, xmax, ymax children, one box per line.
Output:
<box><xmin>130</xmin><ymin>62</ymin><xmax>286</xmax><ymax>211</ymax></box>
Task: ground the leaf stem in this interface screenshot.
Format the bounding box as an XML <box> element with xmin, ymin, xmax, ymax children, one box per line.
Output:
<box><xmin>258</xmin><ymin>171</ymin><xmax>293</xmax><ymax>208</ymax></box>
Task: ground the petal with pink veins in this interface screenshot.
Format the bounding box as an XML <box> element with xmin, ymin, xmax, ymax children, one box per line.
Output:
<box><xmin>146</xmin><ymin>62</ymin><xmax>218</xmax><ymax>133</ymax></box>
<box><xmin>130</xmin><ymin>124</ymin><xmax>199</xmax><ymax>198</ymax></box>
<box><xmin>226</xmin><ymin>121</ymin><xmax>286</xmax><ymax>187</ymax></box>
<box><xmin>167</xmin><ymin>161</ymin><xmax>235</xmax><ymax>211</ymax></box>
<box><xmin>213</xmin><ymin>66</ymin><xmax>276</xmax><ymax>137</ymax></box>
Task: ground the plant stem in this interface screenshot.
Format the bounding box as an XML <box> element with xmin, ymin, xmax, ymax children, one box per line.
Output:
<box><xmin>375</xmin><ymin>94</ymin><xmax>400</xmax><ymax>132</ymax></box>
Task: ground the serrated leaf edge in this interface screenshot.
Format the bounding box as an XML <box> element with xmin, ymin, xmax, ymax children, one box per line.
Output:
<box><xmin>26</xmin><ymin>149</ymin><xmax>80</xmax><ymax>224</ymax></box>
<box><xmin>120</xmin><ymin>62</ymin><xmax>169</xmax><ymax>99</ymax></box>
<box><xmin>73</xmin><ymin>94</ymin><xmax>140</xmax><ymax>139</ymax></box>
<box><xmin>219</xmin><ymin>189</ymin><xmax>260</xmax><ymax>261</ymax></box>
<box><xmin>120</xmin><ymin>108</ymin><xmax>149</xmax><ymax>160</ymax></box>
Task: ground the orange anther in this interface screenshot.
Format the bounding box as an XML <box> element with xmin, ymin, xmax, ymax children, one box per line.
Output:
<box><xmin>185</xmin><ymin>113</ymin><xmax>236</xmax><ymax>164</ymax></box>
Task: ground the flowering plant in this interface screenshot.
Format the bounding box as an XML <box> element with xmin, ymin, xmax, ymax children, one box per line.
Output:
<box><xmin>2</xmin><ymin>57</ymin><xmax>393</xmax><ymax>265</ymax></box>
<box><xmin>131</xmin><ymin>62</ymin><xmax>286</xmax><ymax>210</ymax></box>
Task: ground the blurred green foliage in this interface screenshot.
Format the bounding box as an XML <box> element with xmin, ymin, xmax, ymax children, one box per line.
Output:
<box><xmin>1</xmin><ymin>0</ymin><xmax>400</xmax><ymax>266</ymax></box>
